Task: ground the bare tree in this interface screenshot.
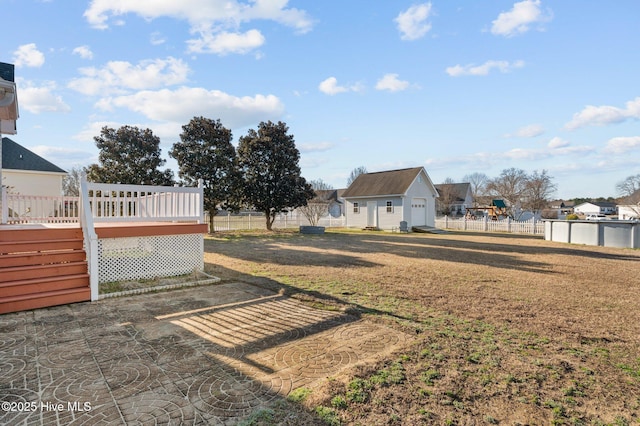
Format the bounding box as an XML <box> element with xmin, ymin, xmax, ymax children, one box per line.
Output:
<box><xmin>297</xmin><ymin>179</ymin><xmax>335</xmax><ymax>226</ymax></box>
<box><xmin>347</xmin><ymin>166</ymin><xmax>367</xmax><ymax>187</ymax></box>
<box><xmin>523</xmin><ymin>170</ymin><xmax>557</xmax><ymax>214</ymax></box>
<box><xmin>616</xmin><ymin>174</ymin><xmax>640</xmax><ymax>216</ymax></box>
<box><xmin>462</xmin><ymin>172</ymin><xmax>489</xmax><ymax>206</ymax></box>
<box><xmin>436</xmin><ymin>177</ymin><xmax>458</xmax><ymax>215</ymax></box>
<box><xmin>486</xmin><ymin>168</ymin><xmax>529</xmax><ymax>218</ymax></box>
<box><xmin>62</xmin><ymin>166</ymin><xmax>83</xmax><ymax>196</ymax></box>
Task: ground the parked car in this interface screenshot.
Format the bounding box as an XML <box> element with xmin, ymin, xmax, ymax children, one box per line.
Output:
<box><xmin>585</xmin><ymin>214</ymin><xmax>608</xmax><ymax>220</ymax></box>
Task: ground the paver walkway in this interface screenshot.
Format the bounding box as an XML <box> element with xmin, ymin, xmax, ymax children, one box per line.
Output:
<box><xmin>1</xmin><ymin>282</ymin><xmax>412</xmax><ymax>425</ymax></box>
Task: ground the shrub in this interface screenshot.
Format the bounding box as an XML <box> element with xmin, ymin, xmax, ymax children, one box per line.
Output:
<box><xmin>566</xmin><ymin>213</ymin><xmax>579</xmax><ymax>221</ymax></box>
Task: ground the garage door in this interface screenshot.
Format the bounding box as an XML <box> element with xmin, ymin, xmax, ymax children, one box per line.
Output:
<box><xmin>411</xmin><ymin>198</ymin><xmax>426</xmax><ymax>226</ymax></box>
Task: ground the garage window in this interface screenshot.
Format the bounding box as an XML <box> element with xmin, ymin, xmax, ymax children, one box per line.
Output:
<box><xmin>386</xmin><ymin>201</ymin><xmax>393</xmax><ymax>213</ymax></box>
<box><xmin>353</xmin><ymin>202</ymin><xmax>359</xmax><ymax>213</ymax></box>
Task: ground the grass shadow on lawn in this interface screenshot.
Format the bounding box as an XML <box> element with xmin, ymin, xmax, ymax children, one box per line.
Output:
<box><xmin>206</xmin><ymin>231</ymin><xmax>557</xmax><ymax>274</ymax></box>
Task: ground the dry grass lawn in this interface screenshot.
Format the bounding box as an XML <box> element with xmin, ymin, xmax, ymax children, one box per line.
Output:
<box><xmin>204</xmin><ymin>229</ymin><xmax>640</xmax><ymax>425</ymax></box>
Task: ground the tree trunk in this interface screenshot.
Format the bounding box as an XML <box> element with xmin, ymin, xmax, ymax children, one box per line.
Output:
<box><xmin>265</xmin><ymin>211</ymin><xmax>275</xmax><ymax>231</ymax></box>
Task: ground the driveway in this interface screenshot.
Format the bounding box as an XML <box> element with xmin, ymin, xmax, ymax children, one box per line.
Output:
<box><xmin>1</xmin><ymin>282</ymin><xmax>411</xmax><ymax>425</ymax></box>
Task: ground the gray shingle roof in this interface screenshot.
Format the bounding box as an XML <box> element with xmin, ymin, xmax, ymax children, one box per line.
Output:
<box><xmin>434</xmin><ymin>182</ymin><xmax>470</xmax><ymax>202</ymax></box>
<box><xmin>2</xmin><ymin>137</ymin><xmax>66</xmax><ymax>174</ymax></box>
<box><xmin>341</xmin><ymin>167</ymin><xmax>426</xmax><ymax>198</ymax></box>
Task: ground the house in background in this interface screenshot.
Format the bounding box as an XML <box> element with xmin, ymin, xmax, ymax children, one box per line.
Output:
<box><xmin>341</xmin><ymin>167</ymin><xmax>438</xmax><ymax>230</ymax></box>
<box><xmin>2</xmin><ymin>137</ymin><xmax>66</xmax><ymax>197</ymax></box>
<box><xmin>574</xmin><ymin>201</ymin><xmax>617</xmax><ymax>216</ymax></box>
<box><xmin>434</xmin><ymin>182</ymin><xmax>473</xmax><ymax>216</ymax></box>
<box><xmin>618</xmin><ymin>205</ymin><xmax>639</xmax><ymax>220</ymax></box>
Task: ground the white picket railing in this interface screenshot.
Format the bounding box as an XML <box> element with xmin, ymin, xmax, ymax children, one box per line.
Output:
<box><xmin>2</xmin><ymin>191</ymin><xmax>80</xmax><ymax>224</ymax></box>
<box><xmin>85</xmin><ymin>180</ymin><xmax>204</xmax><ymax>223</ymax></box>
<box><xmin>435</xmin><ymin>215</ymin><xmax>544</xmax><ymax>235</ymax></box>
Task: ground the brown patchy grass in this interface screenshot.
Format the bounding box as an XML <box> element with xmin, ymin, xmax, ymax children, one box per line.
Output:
<box><xmin>204</xmin><ymin>229</ymin><xmax>640</xmax><ymax>425</ymax></box>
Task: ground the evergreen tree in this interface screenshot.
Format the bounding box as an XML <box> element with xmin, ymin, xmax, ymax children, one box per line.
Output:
<box><xmin>85</xmin><ymin>125</ymin><xmax>174</xmax><ymax>185</ymax></box>
<box><xmin>237</xmin><ymin>121</ymin><xmax>314</xmax><ymax>230</ymax></box>
<box><xmin>169</xmin><ymin>117</ymin><xmax>241</xmax><ymax>232</ymax></box>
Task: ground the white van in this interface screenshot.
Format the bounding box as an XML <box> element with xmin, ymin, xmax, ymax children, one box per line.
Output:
<box><xmin>585</xmin><ymin>214</ymin><xmax>607</xmax><ymax>220</ymax></box>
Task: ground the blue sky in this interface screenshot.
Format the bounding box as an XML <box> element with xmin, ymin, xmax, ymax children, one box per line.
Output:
<box><xmin>3</xmin><ymin>0</ymin><xmax>640</xmax><ymax>199</ymax></box>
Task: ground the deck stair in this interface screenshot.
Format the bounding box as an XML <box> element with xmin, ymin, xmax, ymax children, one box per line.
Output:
<box><xmin>0</xmin><ymin>226</ymin><xmax>90</xmax><ymax>314</ymax></box>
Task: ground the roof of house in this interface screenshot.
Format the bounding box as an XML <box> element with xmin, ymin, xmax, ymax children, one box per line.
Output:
<box><xmin>434</xmin><ymin>182</ymin><xmax>471</xmax><ymax>202</ymax></box>
<box><xmin>575</xmin><ymin>201</ymin><xmax>617</xmax><ymax>208</ymax></box>
<box><xmin>2</xmin><ymin>137</ymin><xmax>66</xmax><ymax>174</ymax></box>
<box><xmin>341</xmin><ymin>167</ymin><xmax>434</xmax><ymax>198</ymax></box>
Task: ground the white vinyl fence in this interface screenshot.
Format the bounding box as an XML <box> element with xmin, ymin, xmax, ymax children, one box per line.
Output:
<box><xmin>435</xmin><ymin>215</ymin><xmax>544</xmax><ymax>235</ymax></box>
<box><xmin>211</xmin><ymin>212</ymin><xmax>346</xmax><ymax>231</ymax></box>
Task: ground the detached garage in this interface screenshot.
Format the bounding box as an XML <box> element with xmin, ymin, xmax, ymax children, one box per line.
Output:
<box><xmin>342</xmin><ymin>167</ymin><xmax>439</xmax><ymax>231</ymax></box>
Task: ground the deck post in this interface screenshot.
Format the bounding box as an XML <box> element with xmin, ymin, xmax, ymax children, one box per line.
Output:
<box><xmin>197</xmin><ymin>179</ymin><xmax>204</xmax><ymax>224</ymax></box>
<box><xmin>79</xmin><ymin>173</ymin><xmax>100</xmax><ymax>301</ymax></box>
<box><xmin>1</xmin><ymin>185</ymin><xmax>7</xmax><ymax>224</ymax></box>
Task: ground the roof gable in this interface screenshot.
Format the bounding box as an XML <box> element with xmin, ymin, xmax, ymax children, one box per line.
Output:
<box><xmin>2</xmin><ymin>137</ymin><xmax>66</xmax><ymax>174</ymax></box>
<box><xmin>434</xmin><ymin>182</ymin><xmax>471</xmax><ymax>202</ymax></box>
<box><xmin>342</xmin><ymin>167</ymin><xmax>434</xmax><ymax>198</ymax></box>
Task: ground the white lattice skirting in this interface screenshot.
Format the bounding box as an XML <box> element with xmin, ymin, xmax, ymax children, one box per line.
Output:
<box><xmin>98</xmin><ymin>233</ymin><xmax>204</xmax><ymax>283</ymax></box>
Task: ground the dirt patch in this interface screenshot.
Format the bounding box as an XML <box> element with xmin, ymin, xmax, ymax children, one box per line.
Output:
<box><xmin>204</xmin><ymin>229</ymin><xmax>640</xmax><ymax>424</ymax></box>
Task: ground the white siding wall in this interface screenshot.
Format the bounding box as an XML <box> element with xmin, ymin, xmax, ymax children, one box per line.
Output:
<box><xmin>404</xmin><ymin>172</ymin><xmax>437</xmax><ymax>227</ymax></box>
<box><xmin>3</xmin><ymin>170</ymin><xmax>64</xmax><ymax>197</ymax></box>
<box><xmin>345</xmin><ymin>199</ymin><xmax>367</xmax><ymax>228</ymax></box>
<box><xmin>345</xmin><ymin>197</ymin><xmax>403</xmax><ymax>229</ymax></box>
<box><xmin>377</xmin><ymin>197</ymin><xmax>404</xmax><ymax>230</ymax></box>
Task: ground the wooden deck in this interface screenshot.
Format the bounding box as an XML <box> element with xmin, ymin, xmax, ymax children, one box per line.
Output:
<box><xmin>0</xmin><ymin>222</ymin><xmax>208</xmax><ymax>314</ymax></box>
<box><xmin>0</xmin><ymin>221</ymin><xmax>208</xmax><ymax>237</ymax></box>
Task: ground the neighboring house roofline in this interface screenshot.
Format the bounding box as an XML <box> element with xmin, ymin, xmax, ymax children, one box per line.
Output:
<box><xmin>342</xmin><ymin>193</ymin><xmax>405</xmax><ymax>199</ymax></box>
<box><xmin>2</xmin><ymin>137</ymin><xmax>67</xmax><ymax>174</ymax></box>
<box><xmin>342</xmin><ymin>166</ymin><xmax>438</xmax><ymax>198</ymax></box>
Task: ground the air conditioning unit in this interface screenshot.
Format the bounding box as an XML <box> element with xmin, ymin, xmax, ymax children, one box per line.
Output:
<box><xmin>0</xmin><ymin>77</ymin><xmax>19</xmax><ymax>121</ymax></box>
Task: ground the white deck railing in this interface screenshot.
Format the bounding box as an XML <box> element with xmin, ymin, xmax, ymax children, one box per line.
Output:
<box><xmin>2</xmin><ymin>191</ymin><xmax>80</xmax><ymax>224</ymax></box>
<box><xmin>77</xmin><ymin>175</ymin><xmax>205</xmax><ymax>301</ymax></box>
<box><xmin>85</xmin><ymin>180</ymin><xmax>204</xmax><ymax>223</ymax></box>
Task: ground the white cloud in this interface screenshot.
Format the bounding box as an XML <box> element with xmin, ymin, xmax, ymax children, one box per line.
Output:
<box><xmin>603</xmin><ymin>136</ymin><xmax>640</xmax><ymax>154</ymax></box>
<box><xmin>395</xmin><ymin>3</ymin><xmax>433</xmax><ymax>41</ymax></box>
<box><xmin>318</xmin><ymin>77</ymin><xmax>363</xmax><ymax>96</ymax></box>
<box><xmin>548</xmin><ymin>137</ymin><xmax>569</xmax><ymax>149</ymax></box>
<box><xmin>298</xmin><ymin>142</ymin><xmax>334</xmax><ymax>153</ymax></box>
<box><xmin>72</xmin><ymin>45</ymin><xmax>94</xmax><ymax>60</ymax></box>
<box><xmin>16</xmin><ymin>79</ymin><xmax>71</xmax><ymax>114</ymax></box>
<box><xmin>425</xmin><ymin>141</ymin><xmax>594</xmax><ymax>171</ymax></box>
<box><xmin>491</xmin><ymin>0</ymin><xmax>552</xmax><ymax>37</ymax></box>
<box><xmin>446</xmin><ymin>60</ymin><xmax>524</xmax><ymax>77</ymax></box>
<box><xmin>83</xmin><ymin>0</ymin><xmax>313</xmax><ymax>56</ymax></box>
<box><xmin>150</xmin><ymin>32</ymin><xmax>166</xmax><ymax>45</ymax></box>
<box><xmin>375</xmin><ymin>74</ymin><xmax>410</xmax><ymax>92</ymax></box>
<box><xmin>68</xmin><ymin>57</ymin><xmax>190</xmax><ymax>96</ymax></box>
<box><xmin>73</xmin><ymin>120</ymin><xmax>121</xmax><ymax>143</ymax></box>
<box><xmin>13</xmin><ymin>43</ymin><xmax>45</xmax><ymax>68</ymax></box>
<box><xmin>96</xmin><ymin>86</ymin><xmax>285</xmax><ymax>129</ymax></box>
<box><xmin>505</xmin><ymin>124</ymin><xmax>544</xmax><ymax>138</ymax></box>
<box><xmin>564</xmin><ymin>97</ymin><xmax>640</xmax><ymax>130</ymax></box>
<box><xmin>187</xmin><ymin>29</ymin><xmax>265</xmax><ymax>55</ymax></box>
<box><xmin>30</xmin><ymin>145</ymin><xmax>94</xmax><ymax>169</ymax></box>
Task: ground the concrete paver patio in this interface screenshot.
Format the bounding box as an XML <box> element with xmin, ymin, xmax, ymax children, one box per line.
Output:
<box><xmin>0</xmin><ymin>282</ymin><xmax>412</xmax><ymax>425</ymax></box>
